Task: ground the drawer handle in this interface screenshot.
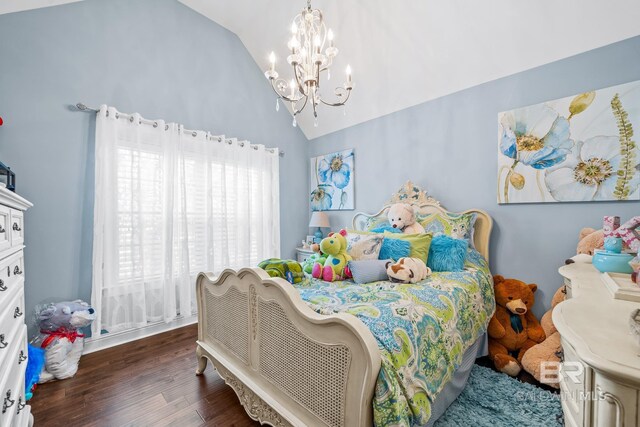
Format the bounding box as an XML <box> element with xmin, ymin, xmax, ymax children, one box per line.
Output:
<box><xmin>17</xmin><ymin>397</ymin><xmax>26</xmax><ymax>414</ymax></box>
<box><xmin>12</xmin><ymin>223</ymin><xmax>21</xmax><ymax>232</ymax></box>
<box><xmin>18</xmin><ymin>350</ymin><xmax>27</xmax><ymax>364</ymax></box>
<box><xmin>0</xmin><ymin>279</ymin><xmax>5</xmax><ymax>291</ymax></box>
<box><xmin>0</xmin><ymin>334</ymin><xmax>7</xmax><ymax>349</ymax></box>
<box><xmin>0</xmin><ymin>225</ymin><xmax>4</xmax><ymax>233</ymax></box>
<box><xmin>2</xmin><ymin>390</ymin><xmax>14</xmax><ymax>414</ymax></box>
<box><xmin>13</xmin><ymin>266</ymin><xmax>22</xmax><ymax>275</ymax></box>
<box><xmin>13</xmin><ymin>307</ymin><xmax>23</xmax><ymax>318</ymax></box>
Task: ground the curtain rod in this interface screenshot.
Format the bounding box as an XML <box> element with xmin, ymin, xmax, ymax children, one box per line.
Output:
<box><xmin>73</xmin><ymin>103</ymin><xmax>285</xmax><ymax>157</ymax></box>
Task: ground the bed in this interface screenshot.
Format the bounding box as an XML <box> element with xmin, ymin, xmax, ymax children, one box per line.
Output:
<box><xmin>195</xmin><ymin>186</ymin><xmax>494</xmax><ymax>426</ymax></box>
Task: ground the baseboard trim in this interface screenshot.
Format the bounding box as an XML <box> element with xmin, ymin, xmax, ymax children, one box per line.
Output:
<box><xmin>83</xmin><ymin>315</ymin><xmax>198</xmax><ymax>354</ymax></box>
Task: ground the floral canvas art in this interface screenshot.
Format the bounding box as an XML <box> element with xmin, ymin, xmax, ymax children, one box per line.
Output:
<box><xmin>310</xmin><ymin>149</ymin><xmax>355</xmax><ymax>210</ymax></box>
<box><xmin>498</xmin><ymin>80</ymin><xmax>640</xmax><ymax>204</ymax></box>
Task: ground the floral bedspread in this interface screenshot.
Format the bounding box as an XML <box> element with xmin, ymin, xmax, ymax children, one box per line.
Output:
<box><xmin>293</xmin><ymin>249</ymin><xmax>495</xmax><ymax>427</ymax></box>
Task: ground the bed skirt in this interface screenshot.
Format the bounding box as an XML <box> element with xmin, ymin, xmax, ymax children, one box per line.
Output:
<box><xmin>426</xmin><ymin>333</ymin><xmax>488</xmax><ymax>426</ymax></box>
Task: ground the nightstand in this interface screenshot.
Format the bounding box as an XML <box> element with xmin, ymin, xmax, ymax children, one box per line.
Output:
<box><xmin>296</xmin><ymin>247</ymin><xmax>315</xmax><ymax>263</ymax></box>
<box><xmin>555</xmin><ymin>261</ymin><xmax>640</xmax><ymax>427</ymax></box>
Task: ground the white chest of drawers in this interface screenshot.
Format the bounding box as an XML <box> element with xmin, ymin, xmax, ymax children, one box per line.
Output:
<box><xmin>555</xmin><ymin>262</ymin><xmax>640</xmax><ymax>427</ymax></box>
<box><xmin>0</xmin><ymin>188</ymin><xmax>32</xmax><ymax>427</ymax></box>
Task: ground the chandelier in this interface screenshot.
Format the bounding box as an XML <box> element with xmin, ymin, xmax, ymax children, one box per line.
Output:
<box><xmin>265</xmin><ymin>0</ymin><xmax>352</xmax><ymax>127</ymax></box>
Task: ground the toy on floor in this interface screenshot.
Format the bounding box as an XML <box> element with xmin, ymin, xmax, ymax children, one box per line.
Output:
<box><xmin>312</xmin><ymin>229</ymin><xmax>352</xmax><ymax>282</ymax></box>
<box><xmin>488</xmin><ymin>275</ymin><xmax>545</xmax><ymax>377</ymax></box>
<box><xmin>258</xmin><ymin>258</ymin><xmax>304</xmax><ymax>284</ymax></box>
<box><xmin>32</xmin><ymin>300</ymin><xmax>95</xmax><ymax>383</ymax></box>
<box><xmin>522</xmin><ymin>285</ymin><xmax>566</xmax><ymax>388</ymax></box>
<box><xmin>386</xmin><ymin>257</ymin><xmax>431</xmax><ymax>284</ymax></box>
<box><xmin>388</xmin><ymin>203</ymin><xmax>425</xmax><ymax>234</ymax></box>
<box><xmin>25</xmin><ymin>344</ymin><xmax>46</xmax><ymax>400</ymax></box>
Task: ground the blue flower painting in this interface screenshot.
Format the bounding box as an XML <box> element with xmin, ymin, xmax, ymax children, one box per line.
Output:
<box><xmin>310</xmin><ymin>149</ymin><xmax>355</xmax><ymax>210</ymax></box>
<box><xmin>498</xmin><ymin>80</ymin><xmax>640</xmax><ymax>204</ymax></box>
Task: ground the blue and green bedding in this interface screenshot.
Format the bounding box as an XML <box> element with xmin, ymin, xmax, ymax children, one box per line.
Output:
<box><xmin>293</xmin><ymin>249</ymin><xmax>495</xmax><ymax>426</ymax></box>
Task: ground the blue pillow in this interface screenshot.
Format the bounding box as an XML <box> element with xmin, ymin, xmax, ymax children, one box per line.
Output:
<box><xmin>379</xmin><ymin>237</ymin><xmax>411</xmax><ymax>261</ymax></box>
<box><xmin>427</xmin><ymin>234</ymin><xmax>468</xmax><ymax>272</ymax></box>
<box><xmin>348</xmin><ymin>259</ymin><xmax>391</xmax><ymax>284</ymax></box>
<box><xmin>371</xmin><ymin>224</ymin><xmax>402</xmax><ymax>234</ymax></box>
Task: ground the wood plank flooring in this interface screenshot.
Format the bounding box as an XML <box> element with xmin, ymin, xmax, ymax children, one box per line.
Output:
<box><xmin>30</xmin><ymin>324</ymin><xmax>258</xmax><ymax>427</ymax></box>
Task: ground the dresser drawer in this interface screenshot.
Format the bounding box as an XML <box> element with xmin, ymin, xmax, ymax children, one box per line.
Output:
<box><xmin>0</xmin><ymin>251</ymin><xmax>25</xmax><ymax>308</ymax></box>
<box><xmin>559</xmin><ymin>338</ymin><xmax>590</xmax><ymax>425</ymax></box>
<box><xmin>0</xmin><ymin>329</ymin><xmax>27</xmax><ymax>426</ymax></box>
<box><xmin>0</xmin><ymin>325</ymin><xmax>27</xmax><ymax>427</ymax></box>
<box><xmin>9</xmin><ymin>209</ymin><xmax>24</xmax><ymax>247</ymax></box>
<box><xmin>563</xmin><ymin>277</ymin><xmax>573</xmax><ymax>299</ymax></box>
<box><xmin>0</xmin><ymin>205</ymin><xmax>10</xmax><ymax>252</ymax></box>
<box><xmin>0</xmin><ymin>285</ymin><xmax>25</xmax><ymax>371</ymax></box>
<box><xmin>12</xmin><ymin>379</ymin><xmax>30</xmax><ymax>427</ymax></box>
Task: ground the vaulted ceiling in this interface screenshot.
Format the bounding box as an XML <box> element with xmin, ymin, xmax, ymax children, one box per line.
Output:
<box><xmin>4</xmin><ymin>0</ymin><xmax>640</xmax><ymax>139</ymax></box>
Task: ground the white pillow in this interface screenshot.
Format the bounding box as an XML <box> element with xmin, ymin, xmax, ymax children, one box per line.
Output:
<box><xmin>346</xmin><ymin>233</ymin><xmax>384</xmax><ymax>260</ymax></box>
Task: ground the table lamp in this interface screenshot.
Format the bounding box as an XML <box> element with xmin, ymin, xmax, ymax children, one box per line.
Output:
<box><xmin>309</xmin><ymin>211</ymin><xmax>330</xmax><ymax>242</ymax></box>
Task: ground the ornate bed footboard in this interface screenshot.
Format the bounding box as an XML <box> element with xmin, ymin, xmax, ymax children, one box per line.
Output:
<box><xmin>195</xmin><ymin>268</ymin><xmax>382</xmax><ymax>427</ymax></box>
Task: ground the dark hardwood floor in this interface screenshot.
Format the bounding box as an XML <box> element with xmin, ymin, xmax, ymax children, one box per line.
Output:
<box><xmin>30</xmin><ymin>324</ymin><xmax>259</xmax><ymax>427</ymax></box>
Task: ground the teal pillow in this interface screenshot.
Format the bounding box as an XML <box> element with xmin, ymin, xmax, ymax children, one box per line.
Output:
<box><xmin>379</xmin><ymin>238</ymin><xmax>410</xmax><ymax>261</ymax></box>
<box><xmin>427</xmin><ymin>234</ymin><xmax>468</xmax><ymax>272</ymax></box>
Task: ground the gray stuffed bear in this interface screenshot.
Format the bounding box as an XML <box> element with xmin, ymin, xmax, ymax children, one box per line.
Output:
<box><xmin>32</xmin><ymin>300</ymin><xmax>95</xmax><ymax>383</ymax></box>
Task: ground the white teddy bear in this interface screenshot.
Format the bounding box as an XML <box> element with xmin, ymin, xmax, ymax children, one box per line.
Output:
<box><xmin>388</xmin><ymin>203</ymin><xmax>425</xmax><ymax>234</ymax></box>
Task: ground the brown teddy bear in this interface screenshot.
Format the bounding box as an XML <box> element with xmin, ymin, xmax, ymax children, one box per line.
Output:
<box><xmin>488</xmin><ymin>275</ymin><xmax>546</xmax><ymax>376</ymax></box>
<box><xmin>577</xmin><ymin>227</ymin><xmax>604</xmax><ymax>255</ymax></box>
<box><xmin>521</xmin><ymin>285</ymin><xmax>566</xmax><ymax>388</ymax></box>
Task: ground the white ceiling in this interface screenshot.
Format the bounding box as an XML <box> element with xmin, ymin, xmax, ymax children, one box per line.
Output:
<box><xmin>3</xmin><ymin>1</ymin><xmax>640</xmax><ymax>139</ymax></box>
<box><xmin>0</xmin><ymin>0</ymin><xmax>81</xmax><ymax>15</ymax></box>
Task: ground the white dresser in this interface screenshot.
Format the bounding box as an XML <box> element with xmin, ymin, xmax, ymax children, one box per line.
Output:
<box><xmin>0</xmin><ymin>188</ymin><xmax>33</xmax><ymax>427</ymax></box>
<box><xmin>555</xmin><ymin>261</ymin><xmax>640</xmax><ymax>427</ymax></box>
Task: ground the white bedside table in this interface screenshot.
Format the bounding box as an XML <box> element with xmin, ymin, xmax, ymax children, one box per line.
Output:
<box><xmin>295</xmin><ymin>247</ymin><xmax>315</xmax><ymax>263</ymax></box>
<box><xmin>555</xmin><ymin>261</ymin><xmax>640</xmax><ymax>427</ymax></box>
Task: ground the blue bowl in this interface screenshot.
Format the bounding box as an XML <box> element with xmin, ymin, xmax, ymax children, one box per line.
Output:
<box><xmin>592</xmin><ymin>250</ymin><xmax>634</xmax><ymax>274</ymax></box>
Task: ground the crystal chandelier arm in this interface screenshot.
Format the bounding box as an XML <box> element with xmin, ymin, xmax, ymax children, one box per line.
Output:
<box><xmin>269</xmin><ymin>78</ymin><xmax>302</xmax><ymax>103</ymax></box>
<box><xmin>319</xmin><ymin>87</ymin><xmax>352</xmax><ymax>107</ymax></box>
<box><xmin>293</xmin><ymin>64</ymin><xmax>307</xmax><ymax>94</ymax></box>
<box><xmin>292</xmin><ymin>95</ymin><xmax>309</xmax><ymax>116</ymax></box>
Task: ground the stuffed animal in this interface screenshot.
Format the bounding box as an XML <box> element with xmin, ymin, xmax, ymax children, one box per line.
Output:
<box><xmin>388</xmin><ymin>203</ymin><xmax>425</xmax><ymax>234</ymax></box>
<box><xmin>577</xmin><ymin>227</ymin><xmax>604</xmax><ymax>255</ymax></box>
<box><xmin>303</xmin><ymin>252</ymin><xmax>327</xmax><ymax>275</ymax></box>
<box><xmin>521</xmin><ymin>285</ymin><xmax>566</xmax><ymax>388</ymax></box>
<box><xmin>32</xmin><ymin>300</ymin><xmax>95</xmax><ymax>383</ymax></box>
<box><xmin>312</xmin><ymin>229</ymin><xmax>352</xmax><ymax>282</ymax></box>
<box><xmin>488</xmin><ymin>275</ymin><xmax>545</xmax><ymax>377</ymax></box>
<box><xmin>386</xmin><ymin>257</ymin><xmax>431</xmax><ymax>284</ymax></box>
<box><xmin>258</xmin><ymin>258</ymin><xmax>304</xmax><ymax>284</ymax></box>
<box><xmin>25</xmin><ymin>344</ymin><xmax>45</xmax><ymax>400</ymax></box>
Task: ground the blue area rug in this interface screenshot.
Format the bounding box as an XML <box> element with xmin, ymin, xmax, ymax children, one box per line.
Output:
<box><xmin>434</xmin><ymin>365</ymin><xmax>563</xmax><ymax>427</ymax></box>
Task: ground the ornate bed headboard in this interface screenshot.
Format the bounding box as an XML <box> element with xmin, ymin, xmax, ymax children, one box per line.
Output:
<box><xmin>351</xmin><ymin>181</ymin><xmax>493</xmax><ymax>262</ymax></box>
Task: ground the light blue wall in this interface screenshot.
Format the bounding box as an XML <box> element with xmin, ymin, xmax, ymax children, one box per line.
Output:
<box><xmin>309</xmin><ymin>36</ymin><xmax>640</xmax><ymax>316</ymax></box>
<box><xmin>0</xmin><ymin>0</ymin><xmax>309</xmax><ymax>327</ymax></box>
<box><xmin>1</xmin><ymin>0</ymin><xmax>639</xmax><ymax>326</ymax></box>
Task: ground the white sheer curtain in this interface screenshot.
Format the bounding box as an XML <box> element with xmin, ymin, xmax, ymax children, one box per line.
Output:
<box><xmin>92</xmin><ymin>105</ymin><xmax>280</xmax><ymax>336</ymax></box>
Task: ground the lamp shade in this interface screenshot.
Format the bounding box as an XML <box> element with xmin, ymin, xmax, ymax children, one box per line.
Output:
<box><xmin>309</xmin><ymin>211</ymin><xmax>330</xmax><ymax>228</ymax></box>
